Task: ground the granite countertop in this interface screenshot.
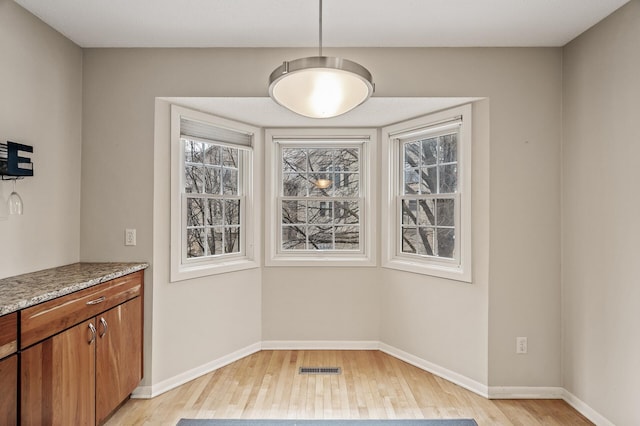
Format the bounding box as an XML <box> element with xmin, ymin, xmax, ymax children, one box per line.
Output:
<box><xmin>0</xmin><ymin>262</ymin><xmax>149</xmax><ymax>316</ymax></box>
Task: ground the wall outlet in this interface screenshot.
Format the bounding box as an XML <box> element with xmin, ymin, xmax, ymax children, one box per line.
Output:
<box><xmin>125</xmin><ymin>228</ymin><xmax>136</xmax><ymax>246</ymax></box>
<box><xmin>516</xmin><ymin>337</ymin><xmax>528</xmax><ymax>354</ymax></box>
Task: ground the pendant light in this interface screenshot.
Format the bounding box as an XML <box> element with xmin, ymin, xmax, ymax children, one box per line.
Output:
<box><xmin>268</xmin><ymin>0</ymin><xmax>374</xmax><ymax>118</ymax></box>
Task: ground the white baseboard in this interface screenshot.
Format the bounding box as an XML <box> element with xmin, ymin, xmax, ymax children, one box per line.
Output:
<box><xmin>131</xmin><ymin>342</ymin><xmax>261</xmax><ymax>399</ymax></box>
<box><xmin>261</xmin><ymin>340</ymin><xmax>380</xmax><ymax>350</ymax></box>
<box><xmin>131</xmin><ymin>385</ymin><xmax>153</xmax><ymax>399</ymax></box>
<box><xmin>562</xmin><ymin>389</ymin><xmax>615</xmax><ymax>426</ymax></box>
<box><xmin>378</xmin><ymin>342</ymin><xmax>489</xmax><ymax>398</ymax></box>
<box><xmin>488</xmin><ymin>386</ymin><xmax>564</xmax><ymax>399</ymax></box>
<box><xmin>131</xmin><ymin>340</ymin><xmax>614</xmax><ymax>426</ymax></box>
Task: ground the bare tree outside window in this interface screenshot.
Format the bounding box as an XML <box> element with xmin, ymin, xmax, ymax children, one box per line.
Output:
<box><xmin>184</xmin><ymin>139</ymin><xmax>241</xmax><ymax>258</ymax></box>
<box><xmin>401</xmin><ymin>132</ymin><xmax>457</xmax><ymax>259</ymax></box>
<box><xmin>280</xmin><ymin>146</ymin><xmax>361</xmax><ymax>251</ymax></box>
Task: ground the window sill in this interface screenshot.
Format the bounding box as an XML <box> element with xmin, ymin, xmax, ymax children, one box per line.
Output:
<box><xmin>266</xmin><ymin>253</ymin><xmax>376</xmax><ymax>267</ymax></box>
<box><xmin>171</xmin><ymin>258</ymin><xmax>260</xmax><ymax>282</ymax></box>
<box><xmin>383</xmin><ymin>258</ymin><xmax>471</xmax><ymax>283</ymax></box>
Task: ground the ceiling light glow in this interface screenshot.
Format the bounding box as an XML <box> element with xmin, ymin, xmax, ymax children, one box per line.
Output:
<box><xmin>268</xmin><ymin>0</ymin><xmax>374</xmax><ymax>119</ymax></box>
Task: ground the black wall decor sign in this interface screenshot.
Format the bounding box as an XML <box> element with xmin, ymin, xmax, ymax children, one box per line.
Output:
<box><xmin>0</xmin><ymin>141</ymin><xmax>34</xmax><ymax>177</ymax></box>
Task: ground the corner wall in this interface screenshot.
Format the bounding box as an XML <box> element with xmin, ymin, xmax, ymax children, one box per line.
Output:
<box><xmin>369</xmin><ymin>48</ymin><xmax>563</xmax><ymax>389</ymax></box>
<box><xmin>80</xmin><ymin>49</ymin><xmax>274</xmax><ymax>386</ymax></box>
<box><xmin>379</xmin><ymin>99</ymin><xmax>490</xmax><ymax>388</ymax></box>
<box><xmin>562</xmin><ymin>1</ymin><xmax>640</xmax><ymax>424</ymax></box>
<box><xmin>0</xmin><ymin>0</ymin><xmax>82</xmax><ymax>278</ymax></box>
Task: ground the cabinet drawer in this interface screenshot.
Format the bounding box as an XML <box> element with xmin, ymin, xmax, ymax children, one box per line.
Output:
<box><xmin>21</xmin><ymin>271</ymin><xmax>143</xmax><ymax>349</ymax></box>
<box><xmin>0</xmin><ymin>312</ymin><xmax>18</xmax><ymax>359</ymax></box>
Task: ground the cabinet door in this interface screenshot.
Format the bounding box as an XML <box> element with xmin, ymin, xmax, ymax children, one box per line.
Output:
<box><xmin>21</xmin><ymin>319</ymin><xmax>96</xmax><ymax>425</ymax></box>
<box><xmin>0</xmin><ymin>312</ymin><xmax>18</xmax><ymax>426</ymax></box>
<box><xmin>95</xmin><ymin>297</ymin><xmax>142</xmax><ymax>424</ymax></box>
<box><xmin>0</xmin><ymin>354</ymin><xmax>17</xmax><ymax>426</ymax></box>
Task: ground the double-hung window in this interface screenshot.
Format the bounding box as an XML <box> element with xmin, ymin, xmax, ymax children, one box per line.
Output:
<box><xmin>281</xmin><ymin>144</ymin><xmax>360</xmax><ymax>251</ymax></box>
<box><xmin>171</xmin><ymin>105</ymin><xmax>261</xmax><ymax>281</ymax></box>
<box><xmin>382</xmin><ymin>104</ymin><xmax>472</xmax><ymax>282</ymax></box>
<box><xmin>183</xmin><ymin>140</ymin><xmax>241</xmax><ymax>257</ymax></box>
<box><xmin>265</xmin><ymin>129</ymin><xmax>376</xmax><ymax>266</ymax></box>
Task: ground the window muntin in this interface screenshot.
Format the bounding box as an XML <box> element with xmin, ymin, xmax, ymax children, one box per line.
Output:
<box><xmin>182</xmin><ymin>139</ymin><xmax>242</xmax><ymax>260</ymax></box>
<box><xmin>170</xmin><ymin>104</ymin><xmax>260</xmax><ymax>282</ymax></box>
<box><xmin>400</xmin><ymin>129</ymin><xmax>459</xmax><ymax>261</ymax></box>
<box><xmin>279</xmin><ymin>145</ymin><xmax>362</xmax><ymax>252</ymax></box>
<box><xmin>265</xmin><ymin>128</ymin><xmax>376</xmax><ymax>267</ymax></box>
<box><xmin>381</xmin><ymin>104</ymin><xmax>471</xmax><ymax>282</ymax></box>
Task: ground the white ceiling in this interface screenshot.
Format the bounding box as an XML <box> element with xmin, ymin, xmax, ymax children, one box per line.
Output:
<box><xmin>15</xmin><ymin>0</ymin><xmax>629</xmax><ymax>48</ymax></box>
<box><xmin>15</xmin><ymin>1</ymin><xmax>626</xmax><ymax>126</ymax></box>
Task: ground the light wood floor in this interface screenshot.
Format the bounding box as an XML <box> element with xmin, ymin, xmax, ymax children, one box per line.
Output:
<box><xmin>106</xmin><ymin>350</ymin><xmax>593</xmax><ymax>426</ymax></box>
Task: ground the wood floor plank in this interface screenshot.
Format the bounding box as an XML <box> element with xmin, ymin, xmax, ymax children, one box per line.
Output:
<box><xmin>105</xmin><ymin>350</ymin><xmax>593</xmax><ymax>426</ymax></box>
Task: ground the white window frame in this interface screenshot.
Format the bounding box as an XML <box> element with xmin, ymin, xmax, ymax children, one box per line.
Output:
<box><xmin>265</xmin><ymin>128</ymin><xmax>376</xmax><ymax>267</ymax></box>
<box><xmin>170</xmin><ymin>105</ymin><xmax>261</xmax><ymax>281</ymax></box>
<box><xmin>381</xmin><ymin>104</ymin><xmax>472</xmax><ymax>282</ymax></box>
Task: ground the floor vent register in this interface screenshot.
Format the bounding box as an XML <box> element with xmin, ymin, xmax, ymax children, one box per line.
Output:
<box><xmin>298</xmin><ymin>367</ymin><xmax>342</xmax><ymax>375</ymax></box>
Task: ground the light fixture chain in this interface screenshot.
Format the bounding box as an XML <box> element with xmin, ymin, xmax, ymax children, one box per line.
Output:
<box><xmin>319</xmin><ymin>0</ymin><xmax>323</xmax><ymax>57</ymax></box>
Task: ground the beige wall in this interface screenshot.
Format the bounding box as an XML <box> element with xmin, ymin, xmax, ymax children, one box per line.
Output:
<box><xmin>379</xmin><ymin>100</ymin><xmax>490</xmax><ymax>386</ymax></box>
<box><xmin>81</xmin><ymin>49</ymin><xmax>276</xmax><ymax>385</ymax></box>
<box><xmin>0</xmin><ymin>0</ymin><xmax>82</xmax><ymax>279</ymax></box>
<box><xmin>262</xmin><ymin>267</ymin><xmax>381</xmax><ymax>342</ymax></box>
<box><xmin>373</xmin><ymin>48</ymin><xmax>562</xmax><ymax>388</ymax></box>
<box><xmin>562</xmin><ymin>1</ymin><xmax>640</xmax><ymax>424</ymax></box>
<box><xmin>150</xmin><ymin>99</ymin><xmax>262</xmax><ymax>386</ymax></box>
<box><xmin>81</xmin><ymin>46</ymin><xmax>562</xmax><ymax>388</ymax></box>
<box><xmin>372</xmin><ymin>48</ymin><xmax>563</xmax><ymax>387</ymax></box>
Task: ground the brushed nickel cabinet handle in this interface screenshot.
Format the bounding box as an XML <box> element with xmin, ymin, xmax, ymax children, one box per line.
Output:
<box><xmin>99</xmin><ymin>317</ymin><xmax>108</xmax><ymax>338</ymax></box>
<box><xmin>86</xmin><ymin>296</ymin><xmax>106</xmax><ymax>305</ymax></box>
<box><xmin>88</xmin><ymin>323</ymin><xmax>97</xmax><ymax>344</ymax></box>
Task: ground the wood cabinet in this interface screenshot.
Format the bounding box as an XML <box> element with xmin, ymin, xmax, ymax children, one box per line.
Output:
<box><xmin>21</xmin><ymin>319</ymin><xmax>96</xmax><ymax>425</ymax></box>
<box><xmin>0</xmin><ymin>312</ymin><xmax>18</xmax><ymax>426</ymax></box>
<box><xmin>96</xmin><ymin>298</ymin><xmax>142</xmax><ymax>424</ymax></box>
<box><xmin>20</xmin><ymin>271</ymin><xmax>143</xmax><ymax>425</ymax></box>
<box><xmin>0</xmin><ymin>355</ymin><xmax>18</xmax><ymax>426</ymax></box>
